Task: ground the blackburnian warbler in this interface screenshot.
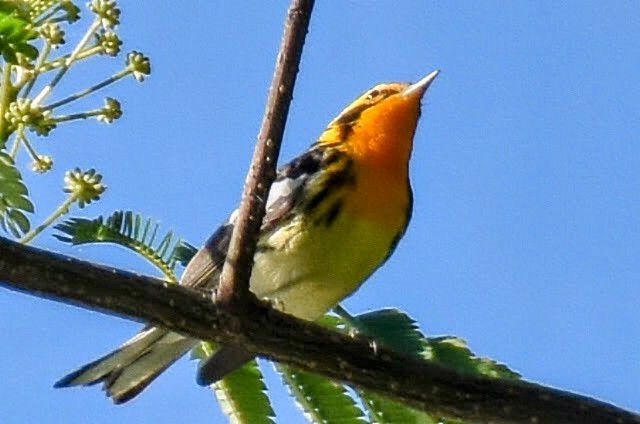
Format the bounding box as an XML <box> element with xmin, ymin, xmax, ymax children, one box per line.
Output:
<box><xmin>55</xmin><ymin>70</ymin><xmax>440</xmax><ymax>403</ymax></box>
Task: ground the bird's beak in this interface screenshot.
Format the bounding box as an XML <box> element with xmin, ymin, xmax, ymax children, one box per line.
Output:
<box><xmin>402</xmin><ymin>70</ymin><xmax>440</xmax><ymax>99</ymax></box>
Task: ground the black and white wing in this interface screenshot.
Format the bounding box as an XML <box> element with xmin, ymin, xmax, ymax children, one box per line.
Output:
<box><xmin>180</xmin><ymin>146</ymin><xmax>331</xmax><ymax>290</ymax></box>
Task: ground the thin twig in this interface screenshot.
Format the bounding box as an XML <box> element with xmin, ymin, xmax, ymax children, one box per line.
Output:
<box><xmin>216</xmin><ymin>0</ymin><xmax>315</xmax><ymax>307</ymax></box>
<box><xmin>0</xmin><ymin>237</ymin><xmax>637</xmax><ymax>424</ymax></box>
<box><xmin>42</xmin><ymin>68</ymin><xmax>131</xmax><ymax>111</ymax></box>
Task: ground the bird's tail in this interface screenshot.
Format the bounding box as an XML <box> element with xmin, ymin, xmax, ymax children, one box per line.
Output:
<box><xmin>54</xmin><ymin>326</ymin><xmax>197</xmax><ymax>404</ymax></box>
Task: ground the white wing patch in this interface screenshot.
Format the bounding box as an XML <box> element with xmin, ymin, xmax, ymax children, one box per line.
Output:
<box><xmin>226</xmin><ymin>173</ymin><xmax>309</xmax><ymax>226</ymax></box>
<box><xmin>266</xmin><ymin>175</ymin><xmax>307</xmax><ymax>210</ymax></box>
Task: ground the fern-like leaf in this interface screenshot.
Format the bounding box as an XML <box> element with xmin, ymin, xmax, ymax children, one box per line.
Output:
<box><xmin>344</xmin><ymin>308</ymin><xmax>520</xmax><ymax>424</ymax></box>
<box><xmin>354</xmin><ymin>308</ymin><xmax>426</xmax><ymax>356</ymax></box>
<box><xmin>276</xmin><ymin>314</ymin><xmax>366</xmax><ymax>423</ymax></box>
<box><xmin>54</xmin><ymin>210</ymin><xmax>196</xmax><ymax>282</ymax></box>
<box><xmin>278</xmin><ymin>364</ymin><xmax>366</xmax><ymax>424</ymax></box>
<box><xmin>326</xmin><ymin>310</ymin><xmax>437</xmax><ymax>423</ymax></box>
<box><xmin>192</xmin><ymin>342</ymin><xmax>275</xmax><ymax>424</ymax></box>
<box><xmin>359</xmin><ymin>392</ymin><xmax>438</xmax><ymax>424</ymax></box>
<box><xmin>0</xmin><ymin>152</ymin><xmax>33</xmax><ymax>237</ymax></box>
<box><xmin>424</xmin><ymin>336</ymin><xmax>520</xmax><ymax>380</ymax></box>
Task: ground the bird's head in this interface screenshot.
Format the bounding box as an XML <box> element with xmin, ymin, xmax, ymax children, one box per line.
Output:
<box><xmin>318</xmin><ymin>70</ymin><xmax>439</xmax><ymax>173</ymax></box>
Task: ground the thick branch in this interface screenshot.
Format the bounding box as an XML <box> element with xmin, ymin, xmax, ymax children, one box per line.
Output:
<box><xmin>0</xmin><ymin>237</ymin><xmax>638</xmax><ymax>424</ymax></box>
<box><xmin>216</xmin><ymin>0</ymin><xmax>314</xmax><ymax>306</ymax></box>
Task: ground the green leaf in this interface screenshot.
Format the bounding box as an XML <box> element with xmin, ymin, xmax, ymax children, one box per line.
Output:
<box><xmin>353</xmin><ymin>308</ymin><xmax>426</xmax><ymax>356</ymax></box>
<box><xmin>1</xmin><ymin>47</ymin><xmax>16</xmax><ymax>64</ymax></box>
<box><xmin>0</xmin><ymin>2</ymin><xmax>38</xmax><ymax>65</ymax></box>
<box><xmin>7</xmin><ymin>207</ymin><xmax>29</xmax><ymax>233</ymax></box>
<box><xmin>331</xmin><ymin>309</ymin><xmax>439</xmax><ymax>423</ymax></box>
<box><xmin>277</xmin><ymin>364</ymin><xmax>366</xmax><ymax>424</ymax></box>
<box><xmin>0</xmin><ymin>152</ymin><xmax>33</xmax><ymax>237</ymax></box>
<box><xmin>193</xmin><ymin>342</ymin><xmax>275</xmax><ymax>424</ymax></box>
<box><xmin>3</xmin><ymin>191</ymin><xmax>34</xmax><ymax>212</ymax></box>
<box><xmin>172</xmin><ymin>241</ymin><xmax>198</xmax><ymax>266</ymax></box>
<box><xmin>12</xmin><ymin>41</ymin><xmax>37</xmax><ymax>59</ymax></box>
<box><xmin>54</xmin><ymin>210</ymin><xmax>196</xmax><ymax>282</ymax></box>
<box><xmin>359</xmin><ymin>391</ymin><xmax>438</xmax><ymax>424</ymax></box>
<box><xmin>350</xmin><ymin>309</ymin><xmax>520</xmax><ymax>381</ymax></box>
<box><xmin>337</xmin><ymin>308</ymin><xmax>520</xmax><ymax>424</ymax></box>
<box><xmin>0</xmin><ymin>179</ymin><xmax>28</xmax><ymax>195</ymax></box>
<box><xmin>424</xmin><ymin>336</ymin><xmax>520</xmax><ymax>380</ymax></box>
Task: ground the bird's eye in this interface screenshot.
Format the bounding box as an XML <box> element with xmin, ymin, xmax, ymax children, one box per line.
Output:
<box><xmin>367</xmin><ymin>89</ymin><xmax>380</xmax><ymax>100</ymax></box>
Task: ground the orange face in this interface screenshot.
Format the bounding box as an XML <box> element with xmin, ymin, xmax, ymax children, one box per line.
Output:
<box><xmin>346</xmin><ymin>84</ymin><xmax>422</xmax><ymax>174</ymax></box>
<box><xmin>313</xmin><ymin>72</ymin><xmax>438</xmax><ymax>226</ymax></box>
<box><xmin>318</xmin><ymin>80</ymin><xmax>429</xmax><ymax>177</ymax></box>
<box><xmin>314</xmin><ymin>80</ymin><xmax>429</xmax><ymax>226</ymax></box>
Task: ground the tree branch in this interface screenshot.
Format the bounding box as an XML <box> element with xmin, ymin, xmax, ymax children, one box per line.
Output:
<box><xmin>0</xmin><ymin>237</ymin><xmax>638</xmax><ymax>424</ymax></box>
<box><xmin>216</xmin><ymin>0</ymin><xmax>314</xmax><ymax>307</ymax></box>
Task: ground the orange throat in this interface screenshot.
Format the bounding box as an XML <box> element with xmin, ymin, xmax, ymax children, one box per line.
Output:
<box><xmin>346</xmin><ymin>93</ymin><xmax>420</xmax><ymax>173</ymax></box>
<box><xmin>323</xmin><ymin>93</ymin><xmax>421</xmax><ymax>228</ymax></box>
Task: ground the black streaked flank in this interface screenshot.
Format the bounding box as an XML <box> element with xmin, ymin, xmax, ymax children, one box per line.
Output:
<box><xmin>260</xmin><ymin>147</ymin><xmax>351</xmax><ymax>233</ymax></box>
<box><xmin>383</xmin><ymin>180</ymin><xmax>413</xmax><ymax>263</ymax></box>
<box><xmin>322</xmin><ymin>199</ymin><xmax>344</xmax><ymax>227</ymax></box>
<box><xmin>322</xmin><ymin>149</ymin><xmax>342</xmax><ymax>166</ymax></box>
<box><xmin>304</xmin><ymin>162</ymin><xmax>355</xmax><ymax>213</ymax></box>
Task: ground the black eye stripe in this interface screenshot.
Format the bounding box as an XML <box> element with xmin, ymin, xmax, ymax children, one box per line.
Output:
<box><xmin>371</xmin><ymin>88</ymin><xmax>393</xmax><ymax>98</ymax></box>
<box><xmin>333</xmin><ymin>102</ymin><xmax>371</xmax><ymax>126</ymax></box>
<box><xmin>333</xmin><ymin>87</ymin><xmax>398</xmax><ymax>126</ymax></box>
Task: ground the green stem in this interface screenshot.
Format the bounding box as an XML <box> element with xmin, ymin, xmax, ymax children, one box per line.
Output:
<box><xmin>0</xmin><ymin>64</ymin><xmax>14</xmax><ymax>144</ymax></box>
<box><xmin>39</xmin><ymin>46</ymin><xmax>103</xmax><ymax>73</ymax></box>
<box><xmin>8</xmin><ymin>136</ymin><xmax>20</xmax><ymax>159</ymax></box>
<box><xmin>333</xmin><ymin>304</ymin><xmax>365</xmax><ymax>332</ymax></box>
<box><xmin>32</xmin><ymin>5</ymin><xmax>63</xmax><ymax>26</ymax></box>
<box><xmin>19</xmin><ymin>194</ymin><xmax>77</xmax><ymax>245</ymax></box>
<box><xmin>17</xmin><ymin>129</ymin><xmax>40</xmax><ymax>161</ymax></box>
<box><xmin>54</xmin><ymin>109</ymin><xmax>102</xmax><ymax>123</ymax></box>
<box><xmin>159</xmin><ymin>267</ymin><xmax>178</xmax><ymax>284</ymax></box>
<box><xmin>22</xmin><ymin>42</ymin><xmax>52</xmax><ymax>98</ymax></box>
<box><xmin>47</xmin><ymin>16</ymin><xmax>74</xmax><ymax>24</ymax></box>
<box><xmin>43</xmin><ymin>68</ymin><xmax>131</xmax><ymax>111</ymax></box>
<box><xmin>32</xmin><ymin>19</ymin><xmax>101</xmax><ymax>107</ymax></box>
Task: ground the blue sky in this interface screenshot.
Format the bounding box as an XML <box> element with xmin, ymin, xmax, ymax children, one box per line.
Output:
<box><xmin>1</xmin><ymin>1</ymin><xmax>638</xmax><ymax>422</ymax></box>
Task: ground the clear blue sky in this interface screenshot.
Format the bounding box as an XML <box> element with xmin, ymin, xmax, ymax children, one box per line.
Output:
<box><xmin>1</xmin><ymin>1</ymin><xmax>638</xmax><ymax>422</ymax></box>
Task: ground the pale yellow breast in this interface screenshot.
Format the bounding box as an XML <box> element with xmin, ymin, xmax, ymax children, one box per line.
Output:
<box><xmin>249</xmin><ymin>209</ymin><xmax>399</xmax><ymax>321</ymax></box>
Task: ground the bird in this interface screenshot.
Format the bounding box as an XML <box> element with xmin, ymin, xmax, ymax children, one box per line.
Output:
<box><xmin>54</xmin><ymin>70</ymin><xmax>440</xmax><ymax>403</ymax></box>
